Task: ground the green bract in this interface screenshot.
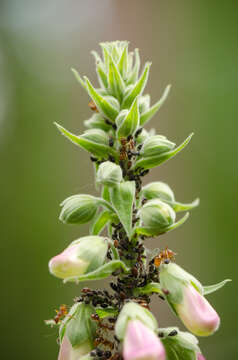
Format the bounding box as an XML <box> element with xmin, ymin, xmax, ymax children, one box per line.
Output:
<box><xmin>59</xmin><ymin>303</ymin><xmax>96</xmax><ymax>347</ymax></box>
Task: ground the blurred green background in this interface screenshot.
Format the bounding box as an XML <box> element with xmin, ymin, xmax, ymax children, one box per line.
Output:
<box><xmin>1</xmin><ymin>1</ymin><xmax>237</xmax><ymax>359</ymax></box>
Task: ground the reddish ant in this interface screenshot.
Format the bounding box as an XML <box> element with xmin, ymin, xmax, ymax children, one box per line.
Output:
<box><xmin>54</xmin><ymin>304</ymin><xmax>68</xmax><ymax>324</ymax></box>
<box><xmin>88</xmin><ymin>100</ymin><xmax>98</xmax><ymax>112</ymax></box>
<box><xmin>154</xmin><ymin>247</ymin><xmax>176</xmax><ymax>267</ymax></box>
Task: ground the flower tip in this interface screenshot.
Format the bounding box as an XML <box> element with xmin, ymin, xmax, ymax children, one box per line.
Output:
<box><xmin>197</xmin><ymin>354</ymin><xmax>206</xmax><ymax>360</ymax></box>
<box><xmin>123</xmin><ymin>320</ymin><xmax>165</xmax><ymax>360</ymax></box>
<box><xmin>177</xmin><ymin>284</ymin><xmax>220</xmax><ymax>336</ymax></box>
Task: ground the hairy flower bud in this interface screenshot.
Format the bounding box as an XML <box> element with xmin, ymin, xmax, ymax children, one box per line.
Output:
<box><xmin>84</xmin><ymin>114</ymin><xmax>111</xmax><ymax>132</ymax></box>
<box><xmin>160</xmin><ymin>327</ymin><xmax>202</xmax><ymax>359</ymax></box>
<box><xmin>160</xmin><ymin>263</ymin><xmax>220</xmax><ymax>336</ymax></box>
<box><xmin>139</xmin><ymin>199</ymin><xmax>176</xmax><ymax>234</ymax></box>
<box><xmin>142</xmin><ymin>181</ymin><xmax>175</xmax><ymax>202</ymax></box>
<box><xmin>97</xmin><ymin>161</ymin><xmax>122</xmax><ymax>187</ymax></box>
<box><xmin>49</xmin><ymin>236</ymin><xmax>108</xmax><ymax>280</ymax></box>
<box><xmin>123</xmin><ymin>320</ymin><xmax>165</xmax><ymax>360</ymax></box>
<box><xmin>103</xmin><ymin>95</ymin><xmax>120</xmax><ymax>112</ymax></box>
<box><xmin>59</xmin><ymin>195</ymin><xmax>99</xmax><ymax>224</ymax></box>
<box><xmin>141</xmin><ymin>135</ymin><xmax>175</xmax><ymax>157</ymax></box>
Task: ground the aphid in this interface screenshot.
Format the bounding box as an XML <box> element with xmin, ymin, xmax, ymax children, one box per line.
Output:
<box><xmin>54</xmin><ymin>304</ymin><xmax>68</xmax><ymax>324</ymax></box>
<box><xmin>82</xmin><ymin>287</ymin><xmax>92</xmax><ymax>294</ymax></box>
<box><xmin>114</xmin><ymin>239</ymin><xmax>119</xmax><ymax>248</ymax></box>
<box><xmin>120</xmin><ymin>137</ymin><xmax>127</xmax><ymax>146</ymax></box>
<box><xmin>90</xmin><ymin>155</ymin><xmax>98</xmax><ymax>162</ymax></box>
<box><xmin>109</xmin><ymin>137</ymin><xmax>114</xmax><ymax>147</ymax></box>
<box><xmin>168</xmin><ymin>330</ymin><xmax>178</xmax><ymax>337</ymax></box>
<box><xmin>94</xmin><ymin>337</ymin><xmax>114</xmax><ymax>350</ymax></box>
<box><xmin>88</xmin><ymin>100</ymin><xmax>98</xmax><ymax>112</ymax></box>
<box><xmin>128</xmin><ymin>138</ymin><xmax>135</xmax><ymax>150</ymax></box>
<box><xmin>119</xmin><ymin>150</ymin><xmax>127</xmax><ymax>161</ymax></box>
<box><xmin>135</xmin><ymin>127</ymin><xmax>143</xmax><ymax>138</ymax></box>
<box><xmin>108</xmin><ymin>155</ymin><xmax>115</xmax><ymax>162</ymax></box>
<box><xmin>91</xmin><ymin>313</ymin><xmax>100</xmax><ymax>321</ymax></box>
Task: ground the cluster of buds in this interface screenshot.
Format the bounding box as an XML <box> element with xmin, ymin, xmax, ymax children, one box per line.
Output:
<box><xmin>47</xmin><ymin>41</ymin><xmax>231</xmax><ymax>360</ymax></box>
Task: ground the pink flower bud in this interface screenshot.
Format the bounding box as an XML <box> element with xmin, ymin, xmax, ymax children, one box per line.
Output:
<box><xmin>58</xmin><ymin>335</ymin><xmax>91</xmax><ymax>360</ymax></box>
<box><xmin>48</xmin><ymin>236</ymin><xmax>108</xmax><ymax>280</ymax></box>
<box><xmin>197</xmin><ymin>354</ymin><xmax>206</xmax><ymax>360</ymax></box>
<box><xmin>176</xmin><ymin>284</ymin><xmax>220</xmax><ymax>336</ymax></box>
<box><xmin>123</xmin><ymin>320</ymin><xmax>165</xmax><ymax>360</ymax></box>
<box><xmin>49</xmin><ymin>244</ymin><xmax>89</xmax><ymax>279</ymax></box>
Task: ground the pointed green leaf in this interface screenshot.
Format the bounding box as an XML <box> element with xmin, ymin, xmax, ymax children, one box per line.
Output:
<box><xmin>134</xmin><ymin>133</ymin><xmax>193</xmax><ymax>170</ymax></box>
<box><xmin>110</xmin><ymin>181</ymin><xmax>135</xmax><ymax>238</ymax></box>
<box><xmin>84</xmin><ymin>77</ymin><xmax>119</xmax><ymax>121</ymax></box>
<box><xmin>90</xmin><ymin>210</ymin><xmax>112</xmax><ymax>235</ymax></box>
<box><xmin>118</xmin><ymin>45</ymin><xmax>128</xmax><ymax>79</ymax></box>
<box><xmin>71</xmin><ymin>68</ymin><xmax>87</xmax><ymax>90</ymax></box>
<box><xmin>161</xmin><ymin>212</ymin><xmax>190</xmax><ymax>234</ymax></box>
<box><xmin>122</xmin><ymin>62</ymin><xmax>151</xmax><ymax>109</ymax></box>
<box><xmin>203</xmin><ymin>279</ymin><xmax>232</xmax><ymax>295</ymax></box>
<box><xmin>108</xmin><ymin>54</ymin><xmax>125</xmax><ymax>101</ymax></box>
<box><xmin>136</xmin><ymin>213</ymin><xmax>189</xmax><ymax>237</ymax></box>
<box><xmin>127</xmin><ymin>48</ymin><xmax>140</xmax><ymax>84</ymax></box>
<box><xmin>91</xmin><ymin>52</ymin><xmax>108</xmax><ymax>89</ymax></box>
<box><xmin>140</xmin><ymin>85</ymin><xmax>171</xmax><ymax>126</ymax></box>
<box><xmin>55</xmin><ymin>123</ymin><xmax>116</xmax><ymax>158</ymax></box>
<box><xmin>117</xmin><ymin>97</ymin><xmax>139</xmax><ymax>138</ymax></box>
<box><xmin>133</xmin><ymin>282</ymin><xmax>163</xmax><ymax>296</ymax></box>
<box><xmin>64</xmin><ymin>260</ymin><xmax>129</xmax><ymax>283</ymax></box>
<box><xmin>167</xmin><ymin>198</ymin><xmax>200</xmax><ymax>212</ymax></box>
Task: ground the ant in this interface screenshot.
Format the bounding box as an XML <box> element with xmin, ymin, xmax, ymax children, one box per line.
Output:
<box><xmin>88</xmin><ymin>100</ymin><xmax>98</xmax><ymax>112</ymax></box>
<box><xmin>154</xmin><ymin>247</ymin><xmax>176</xmax><ymax>267</ymax></box>
<box><xmin>54</xmin><ymin>304</ymin><xmax>68</xmax><ymax>324</ymax></box>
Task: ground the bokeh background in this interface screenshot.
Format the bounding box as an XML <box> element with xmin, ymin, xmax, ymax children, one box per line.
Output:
<box><xmin>1</xmin><ymin>1</ymin><xmax>237</xmax><ymax>359</ymax></box>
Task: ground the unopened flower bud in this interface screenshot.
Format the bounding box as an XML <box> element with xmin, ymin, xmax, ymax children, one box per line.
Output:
<box><xmin>97</xmin><ymin>161</ymin><xmax>122</xmax><ymax>187</ymax></box>
<box><xmin>139</xmin><ymin>199</ymin><xmax>176</xmax><ymax>235</ymax></box>
<box><xmin>160</xmin><ymin>327</ymin><xmax>201</xmax><ymax>359</ymax></box>
<box><xmin>123</xmin><ymin>320</ymin><xmax>165</xmax><ymax>360</ymax></box>
<box><xmin>81</xmin><ymin>129</ymin><xmax>109</xmax><ymax>147</ymax></box>
<box><xmin>197</xmin><ymin>354</ymin><xmax>206</xmax><ymax>360</ymax></box>
<box><xmin>49</xmin><ymin>236</ymin><xmax>108</xmax><ymax>280</ymax></box>
<box><xmin>176</xmin><ymin>284</ymin><xmax>220</xmax><ymax>336</ymax></box>
<box><xmin>58</xmin><ymin>302</ymin><xmax>96</xmax><ymax>360</ymax></box>
<box><xmin>141</xmin><ymin>135</ymin><xmax>175</xmax><ymax>157</ymax></box>
<box><xmin>115</xmin><ymin>302</ymin><xmax>158</xmax><ymax>340</ymax></box>
<box><xmin>58</xmin><ymin>335</ymin><xmax>92</xmax><ymax>360</ymax></box>
<box><xmin>160</xmin><ymin>263</ymin><xmax>220</xmax><ymax>336</ymax></box>
<box><xmin>59</xmin><ymin>195</ymin><xmax>99</xmax><ymax>224</ymax></box>
<box><xmin>142</xmin><ymin>182</ymin><xmax>175</xmax><ymax>202</ymax></box>
<box><xmin>84</xmin><ymin>114</ymin><xmax>111</xmax><ymax>132</ymax></box>
<box><xmin>103</xmin><ymin>95</ymin><xmax>120</xmax><ymax>112</ymax></box>
<box><xmin>116</xmin><ymin>109</ymin><xmax>129</xmax><ymax>128</ymax></box>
